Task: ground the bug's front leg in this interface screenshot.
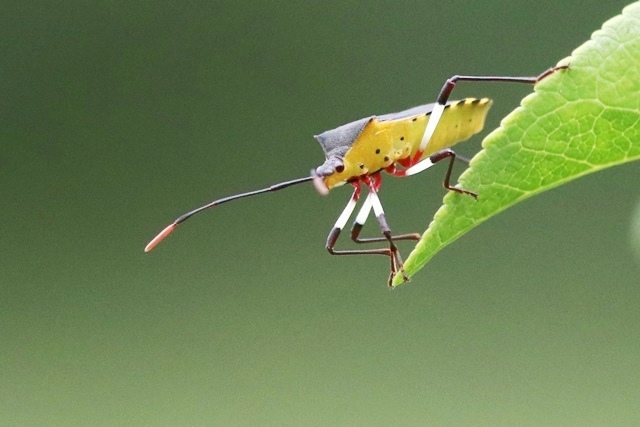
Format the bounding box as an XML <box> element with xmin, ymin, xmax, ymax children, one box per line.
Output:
<box><xmin>350</xmin><ymin>193</ymin><xmax>421</xmax><ymax>244</ymax></box>
<box><xmin>325</xmin><ymin>178</ymin><xmax>409</xmax><ymax>286</ymax></box>
<box><xmin>363</xmin><ymin>176</ymin><xmax>409</xmax><ymax>285</ymax></box>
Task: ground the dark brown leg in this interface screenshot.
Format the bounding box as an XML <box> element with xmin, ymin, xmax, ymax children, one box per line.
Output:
<box><xmin>435</xmin><ymin>65</ymin><xmax>570</xmax><ymax>105</ymax></box>
<box><xmin>349</xmin><ymin>193</ymin><xmax>420</xmax><ymax>244</ymax></box>
<box><xmin>325</xmin><ymin>177</ymin><xmax>410</xmax><ymax>286</ymax></box>
<box><xmin>351</xmin><ymin>222</ymin><xmax>420</xmax><ymax>244</ymax></box>
<box><xmin>325</xmin><ymin>226</ymin><xmax>401</xmax><ymax>287</ymax></box>
<box><xmin>429</xmin><ymin>149</ymin><xmax>478</xmax><ymax>199</ymax></box>
<box><xmin>407</xmin><ymin>65</ymin><xmax>570</xmax><ymax>169</ymax></box>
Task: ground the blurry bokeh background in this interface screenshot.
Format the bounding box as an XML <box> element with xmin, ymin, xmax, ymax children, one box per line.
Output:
<box><xmin>2</xmin><ymin>1</ymin><xmax>639</xmax><ymax>425</ymax></box>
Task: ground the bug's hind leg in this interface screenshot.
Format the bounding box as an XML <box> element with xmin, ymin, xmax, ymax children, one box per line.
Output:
<box><xmin>410</xmin><ymin>65</ymin><xmax>569</xmax><ymax>166</ymax></box>
<box><xmin>433</xmin><ymin>65</ymin><xmax>570</xmax><ymax>110</ymax></box>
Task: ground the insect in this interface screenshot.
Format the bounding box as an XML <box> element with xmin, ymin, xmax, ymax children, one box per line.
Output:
<box><xmin>145</xmin><ymin>66</ymin><xmax>567</xmax><ymax>286</ymax></box>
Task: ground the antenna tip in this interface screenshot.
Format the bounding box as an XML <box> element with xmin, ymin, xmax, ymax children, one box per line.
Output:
<box><xmin>144</xmin><ymin>223</ymin><xmax>177</xmax><ymax>252</ymax></box>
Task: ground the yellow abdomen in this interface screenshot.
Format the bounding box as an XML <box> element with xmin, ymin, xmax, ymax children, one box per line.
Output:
<box><xmin>323</xmin><ymin>98</ymin><xmax>492</xmax><ymax>189</ymax></box>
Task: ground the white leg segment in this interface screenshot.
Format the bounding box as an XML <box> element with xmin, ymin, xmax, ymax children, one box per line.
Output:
<box><xmin>334</xmin><ymin>196</ymin><xmax>358</xmax><ymax>230</ymax></box>
<box><xmin>354</xmin><ymin>193</ymin><xmax>373</xmax><ymax>225</ymax></box>
<box><xmin>419</xmin><ymin>103</ymin><xmax>445</xmax><ymax>152</ymax></box>
<box><xmin>369</xmin><ymin>189</ymin><xmax>385</xmax><ymax>218</ymax></box>
<box><xmin>403</xmin><ymin>157</ymin><xmax>436</xmax><ymax>176</ymax></box>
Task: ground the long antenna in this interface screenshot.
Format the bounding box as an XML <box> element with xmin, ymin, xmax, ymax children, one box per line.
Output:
<box><xmin>145</xmin><ymin>175</ymin><xmax>315</xmax><ymax>252</ymax></box>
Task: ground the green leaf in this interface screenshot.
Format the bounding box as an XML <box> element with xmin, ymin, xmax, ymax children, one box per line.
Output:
<box><xmin>393</xmin><ymin>2</ymin><xmax>640</xmax><ymax>287</ymax></box>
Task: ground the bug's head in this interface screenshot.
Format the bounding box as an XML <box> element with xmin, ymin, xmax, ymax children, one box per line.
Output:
<box><xmin>312</xmin><ymin>116</ymin><xmax>373</xmax><ymax>195</ymax></box>
<box><xmin>311</xmin><ymin>156</ymin><xmax>349</xmax><ymax>195</ymax></box>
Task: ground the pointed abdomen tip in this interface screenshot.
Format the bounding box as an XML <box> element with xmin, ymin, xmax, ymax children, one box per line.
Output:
<box><xmin>144</xmin><ymin>223</ymin><xmax>176</xmax><ymax>252</ymax></box>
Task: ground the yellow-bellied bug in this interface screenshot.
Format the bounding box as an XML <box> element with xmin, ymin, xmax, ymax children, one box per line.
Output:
<box><xmin>145</xmin><ymin>66</ymin><xmax>567</xmax><ymax>286</ymax></box>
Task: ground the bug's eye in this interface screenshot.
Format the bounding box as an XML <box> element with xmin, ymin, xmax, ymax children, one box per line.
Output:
<box><xmin>335</xmin><ymin>164</ymin><xmax>345</xmax><ymax>173</ymax></box>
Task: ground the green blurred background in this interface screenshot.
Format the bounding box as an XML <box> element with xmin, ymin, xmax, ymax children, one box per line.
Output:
<box><xmin>2</xmin><ymin>1</ymin><xmax>639</xmax><ymax>425</ymax></box>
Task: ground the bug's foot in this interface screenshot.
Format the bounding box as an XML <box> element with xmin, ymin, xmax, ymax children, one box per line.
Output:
<box><xmin>386</xmin><ymin>247</ymin><xmax>409</xmax><ymax>287</ymax></box>
<box><xmin>387</xmin><ymin>268</ymin><xmax>410</xmax><ymax>288</ymax></box>
<box><xmin>447</xmin><ymin>186</ymin><xmax>478</xmax><ymax>200</ymax></box>
<box><xmin>461</xmin><ymin>189</ymin><xmax>478</xmax><ymax>200</ymax></box>
<box><xmin>398</xmin><ymin>267</ymin><xmax>410</xmax><ymax>284</ymax></box>
<box><xmin>537</xmin><ymin>64</ymin><xmax>570</xmax><ymax>82</ymax></box>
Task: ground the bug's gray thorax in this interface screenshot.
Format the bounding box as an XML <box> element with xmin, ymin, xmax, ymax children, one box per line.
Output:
<box><xmin>313</xmin><ymin>116</ymin><xmax>372</xmax><ymax>176</ymax></box>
